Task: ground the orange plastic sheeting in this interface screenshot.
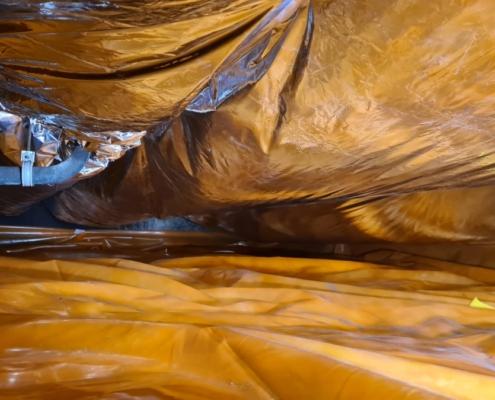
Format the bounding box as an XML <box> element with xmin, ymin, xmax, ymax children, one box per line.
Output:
<box><xmin>0</xmin><ymin>254</ymin><xmax>494</xmax><ymax>399</ymax></box>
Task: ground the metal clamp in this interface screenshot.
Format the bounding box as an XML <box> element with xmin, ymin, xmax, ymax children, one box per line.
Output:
<box><xmin>0</xmin><ymin>148</ymin><xmax>89</xmax><ymax>187</ymax></box>
<box><xmin>20</xmin><ymin>150</ymin><xmax>35</xmax><ymax>187</ymax></box>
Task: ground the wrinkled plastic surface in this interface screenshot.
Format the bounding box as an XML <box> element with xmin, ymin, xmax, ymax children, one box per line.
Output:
<box><xmin>0</xmin><ymin>0</ymin><xmax>310</xmax><ymax>213</ymax></box>
<box><xmin>50</xmin><ymin>0</ymin><xmax>495</xmax><ymax>243</ymax></box>
<box><xmin>0</xmin><ymin>253</ymin><xmax>494</xmax><ymax>399</ymax></box>
<box><xmin>7</xmin><ymin>224</ymin><xmax>495</xmax><ymax>269</ymax></box>
<box><xmin>0</xmin><ymin>0</ymin><xmax>305</xmax><ymax>177</ymax></box>
<box><xmin>2</xmin><ymin>0</ymin><xmax>495</xmax><ymax>243</ymax></box>
<box><xmin>198</xmin><ymin>185</ymin><xmax>495</xmax><ymax>243</ymax></box>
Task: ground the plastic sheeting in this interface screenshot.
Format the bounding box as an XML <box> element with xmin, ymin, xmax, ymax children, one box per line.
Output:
<box><xmin>0</xmin><ymin>253</ymin><xmax>494</xmax><ymax>399</ymax></box>
<box><xmin>6</xmin><ymin>224</ymin><xmax>495</xmax><ymax>270</ymax></box>
<box><xmin>0</xmin><ymin>225</ymin><xmax>245</xmax><ymax>261</ymax></box>
<box><xmin>0</xmin><ymin>0</ymin><xmax>306</xmax><ymax>178</ymax></box>
<box><xmin>0</xmin><ymin>0</ymin><xmax>311</xmax><ymax>213</ymax></box>
<box><xmin>2</xmin><ymin>0</ymin><xmax>495</xmax><ymax>243</ymax></box>
<box><xmin>51</xmin><ymin>0</ymin><xmax>495</xmax><ymax>243</ymax></box>
<box><xmin>198</xmin><ymin>185</ymin><xmax>495</xmax><ymax>243</ymax></box>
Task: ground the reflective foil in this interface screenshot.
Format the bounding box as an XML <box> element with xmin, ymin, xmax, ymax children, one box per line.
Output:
<box><xmin>198</xmin><ymin>186</ymin><xmax>495</xmax><ymax>244</ymax></box>
<box><xmin>2</xmin><ymin>1</ymin><xmax>495</xmax><ymax>243</ymax></box>
<box><xmin>30</xmin><ymin>118</ymin><xmax>62</xmax><ymax>167</ymax></box>
<box><xmin>0</xmin><ymin>0</ymin><xmax>309</xmax><ymax>213</ymax></box>
<box><xmin>0</xmin><ymin>111</ymin><xmax>26</xmax><ymax>165</ymax></box>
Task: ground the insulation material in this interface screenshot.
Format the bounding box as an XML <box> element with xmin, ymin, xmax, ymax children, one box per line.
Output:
<box><xmin>198</xmin><ymin>186</ymin><xmax>495</xmax><ymax>243</ymax></box>
<box><xmin>1</xmin><ymin>0</ymin><xmax>495</xmax><ymax>241</ymax></box>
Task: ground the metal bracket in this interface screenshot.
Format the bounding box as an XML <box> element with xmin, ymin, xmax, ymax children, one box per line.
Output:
<box><xmin>20</xmin><ymin>150</ymin><xmax>35</xmax><ymax>187</ymax></box>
